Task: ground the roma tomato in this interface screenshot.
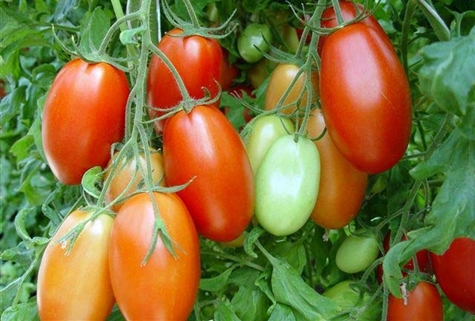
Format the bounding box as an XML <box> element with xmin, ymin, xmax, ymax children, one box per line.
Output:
<box><xmin>306</xmin><ymin>108</ymin><xmax>368</xmax><ymax>229</ymax></box>
<box><xmin>430</xmin><ymin>237</ymin><xmax>475</xmax><ymax>314</ymax></box>
<box><xmin>163</xmin><ymin>105</ymin><xmax>254</xmax><ymax>242</ymax></box>
<box><xmin>245</xmin><ymin>115</ymin><xmax>295</xmax><ymax>174</ymax></box>
<box><xmin>255</xmin><ymin>135</ymin><xmax>320</xmax><ymax>236</ymax></box>
<box><xmin>264</xmin><ymin>63</ymin><xmax>319</xmax><ymax>117</ymax></box>
<box><xmin>237</xmin><ymin>23</ymin><xmax>273</xmax><ymax>63</ymax></box>
<box><xmin>387</xmin><ymin>282</ymin><xmax>443</xmax><ymax>321</ymax></box>
<box><xmin>109</xmin><ymin>192</ymin><xmax>200</xmax><ymax>320</ymax></box>
<box><xmin>103</xmin><ymin>147</ymin><xmax>166</xmax><ymax>212</ymax></box>
<box><xmin>37</xmin><ymin>210</ymin><xmax>115</xmax><ymax>320</ymax></box>
<box><xmin>335</xmin><ymin>232</ymin><xmax>379</xmax><ymax>274</ymax></box>
<box><xmin>320</xmin><ymin>23</ymin><xmax>412</xmax><ymax>173</ymax></box>
<box><xmin>147</xmin><ymin>28</ymin><xmax>223</xmax><ymax>133</ymax></box>
<box><xmin>318</xmin><ymin>0</ymin><xmax>386</xmax><ymax>53</ymax></box>
<box><xmin>42</xmin><ymin>58</ymin><xmax>129</xmax><ymax>185</ymax></box>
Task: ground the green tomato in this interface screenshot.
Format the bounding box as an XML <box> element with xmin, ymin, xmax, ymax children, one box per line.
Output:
<box><xmin>335</xmin><ymin>233</ymin><xmax>380</xmax><ymax>274</ymax></box>
<box><xmin>255</xmin><ymin>135</ymin><xmax>320</xmax><ymax>236</ymax></box>
<box><xmin>238</xmin><ymin>23</ymin><xmax>273</xmax><ymax>63</ymax></box>
<box><xmin>245</xmin><ymin>115</ymin><xmax>295</xmax><ymax>174</ymax></box>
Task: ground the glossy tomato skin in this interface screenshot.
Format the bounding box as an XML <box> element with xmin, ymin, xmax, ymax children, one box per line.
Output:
<box><xmin>430</xmin><ymin>237</ymin><xmax>475</xmax><ymax>314</ymax></box>
<box><xmin>147</xmin><ymin>28</ymin><xmax>223</xmax><ymax>133</ymax></box>
<box><xmin>306</xmin><ymin>108</ymin><xmax>368</xmax><ymax>229</ymax></box>
<box><xmin>109</xmin><ymin>192</ymin><xmax>200</xmax><ymax>320</ymax></box>
<box><xmin>335</xmin><ymin>233</ymin><xmax>380</xmax><ymax>274</ymax></box>
<box><xmin>320</xmin><ymin>23</ymin><xmax>412</xmax><ymax>174</ymax></box>
<box><xmin>42</xmin><ymin>58</ymin><xmax>129</xmax><ymax>185</ymax></box>
<box><xmin>163</xmin><ymin>105</ymin><xmax>254</xmax><ymax>242</ymax></box>
<box><xmin>318</xmin><ymin>1</ymin><xmax>386</xmax><ymax>53</ymax></box>
<box><xmin>245</xmin><ymin>115</ymin><xmax>295</xmax><ymax>174</ymax></box>
<box><xmin>387</xmin><ymin>282</ymin><xmax>443</xmax><ymax>321</ymax></box>
<box><xmin>255</xmin><ymin>135</ymin><xmax>320</xmax><ymax>236</ymax></box>
<box><xmin>264</xmin><ymin>63</ymin><xmax>318</xmax><ymax>117</ymax></box>
<box><xmin>103</xmin><ymin>148</ymin><xmax>166</xmax><ymax>212</ymax></box>
<box><xmin>37</xmin><ymin>210</ymin><xmax>115</xmax><ymax>320</ymax></box>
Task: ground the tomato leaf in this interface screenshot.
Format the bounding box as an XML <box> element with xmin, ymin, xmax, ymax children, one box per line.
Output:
<box><xmin>79</xmin><ymin>7</ymin><xmax>111</xmax><ymax>58</ymax></box>
<box><xmin>81</xmin><ymin>166</ymin><xmax>103</xmax><ymax>199</ymax></box>
<box><xmin>231</xmin><ymin>285</ymin><xmax>270</xmax><ymax>321</ymax></box>
<box><xmin>199</xmin><ymin>267</ymin><xmax>235</xmax><ymax>292</ymax></box>
<box><xmin>268</xmin><ymin>304</ymin><xmax>297</xmax><ymax>321</ymax></box>
<box><xmin>213</xmin><ymin>300</ymin><xmax>241</xmax><ymax>321</ymax></box>
<box><xmin>1</xmin><ymin>301</ymin><xmax>37</xmax><ymax>321</ymax></box>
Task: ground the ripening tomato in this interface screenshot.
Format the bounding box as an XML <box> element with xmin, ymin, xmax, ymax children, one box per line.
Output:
<box><xmin>109</xmin><ymin>192</ymin><xmax>200</xmax><ymax>320</ymax></box>
<box><xmin>42</xmin><ymin>58</ymin><xmax>129</xmax><ymax>185</ymax></box>
<box><xmin>245</xmin><ymin>115</ymin><xmax>295</xmax><ymax>174</ymax></box>
<box><xmin>255</xmin><ymin>135</ymin><xmax>320</xmax><ymax>236</ymax></box>
<box><xmin>387</xmin><ymin>281</ymin><xmax>443</xmax><ymax>321</ymax></box>
<box><xmin>264</xmin><ymin>63</ymin><xmax>318</xmax><ymax>117</ymax></box>
<box><xmin>430</xmin><ymin>237</ymin><xmax>475</xmax><ymax>314</ymax></box>
<box><xmin>306</xmin><ymin>108</ymin><xmax>368</xmax><ymax>229</ymax></box>
<box><xmin>103</xmin><ymin>147</ymin><xmax>166</xmax><ymax>212</ymax></box>
<box><xmin>318</xmin><ymin>0</ymin><xmax>387</xmax><ymax>53</ymax></box>
<box><xmin>147</xmin><ymin>28</ymin><xmax>223</xmax><ymax>133</ymax></box>
<box><xmin>163</xmin><ymin>105</ymin><xmax>254</xmax><ymax>242</ymax></box>
<box><xmin>37</xmin><ymin>210</ymin><xmax>115</xmax><ymax>320</ymax></box>
<box><xmin>335</xmin><ymin>232</ymin><xmax>379</xmax><ymax>274</ymax></box>
<box><xmin>320</xmin><ymin>23</ymin><xmax>412</xmax><ymax>173</ymax></box>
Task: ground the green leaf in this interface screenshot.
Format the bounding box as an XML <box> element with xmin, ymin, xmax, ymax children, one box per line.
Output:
<box><xmin>81</xmin><ymin>166</ymin><xmax>103</xmax><ymax>199</ymax></box>
<box><xmin>213</xmin><ymin>300</ymin><xmax>241</xmax><ymax>321</ymax></box>
<box><xmin>268</xmin><ymin>304</ymin><xmax>296</xmax><ymax>321</ymax></box>
<box><xmin>199</xmin><ymin>267</ymin><xmax>235</xmax><ymax>292</ymax></box>
<box><xmin>231</xmin><ymin>285</ymin><xmax>269</xmax><ymax>321</ymax></box>
<box><xmin>79</xmin><ymin>7</ymin><xmax>110</xmax><ymax>56</ymax></box>
<box><xmin>1</xmin><ymin>301</ymin><xmax>38</xmax><ymax>321</ymax></box>
<box><xmin>0</xmin><ymin>278</ymin><xmax>21</xmax><ymax>314</ymax></box>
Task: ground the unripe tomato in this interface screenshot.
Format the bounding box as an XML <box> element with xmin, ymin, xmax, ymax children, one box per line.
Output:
<box><xmin>255</xmin><ymin>135</ymin><xmax>320</xmax><ymax>236</ymax></box>
<box><xmin>42</xmin><ymin>58</ymin><xmax>129</xmax><ymax>185</ymax></box>
<box><xmin>238</xmin><ymin>23</ymin><xmax>273</xmax><ymax>63</ymax></box>
<box><xmin>147</xmin><ymin>28</ymin><xmax>223</xmax><ymax>134</ymax></box>
<box><xmin>306</xmin><ymin>108</ymin><xmax>368</xmax><ymax>229</ymax></box>
<box><xmin>245</xmin><ymin>115</ymin><xmax>295</xmax><ymax>174</ymax></box>
<box><xmin>335</xmin><ymin>232</ymin><xmax>379</xmax><ymax>274</ymax></box>
<box><xmin>103</xmin><ymin>147</ymin><xmax>166</xmax><ymax>212</ymax></box>
<box><xmin>320</xmin><ymin>23</ymin><xmax>412</xmax><ymax>173</ymax></box>
<box><xmin>387</xmin><ymin>281</ymin><xmax>443</xmax><ymax>321</ymax></box>
<box><xmin>264</xmin><ymin>63</ymin><xmax>319</xmax><ymax>117</ymax></box>
<box><xmin>109</xmin><ymin>192</ymin><xmax>200</xmax><ymax>320</ymax></box>
<box><xmin>37</xmin><ymin>210</ymin><xmax>115</xmax><ymax>320</ymax></box>
<box><xmin>247</xmin><ymin>58</ymin><xmax>277</xmax><ymax>89</ymax></box>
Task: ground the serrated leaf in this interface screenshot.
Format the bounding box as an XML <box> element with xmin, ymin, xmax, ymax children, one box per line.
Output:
<box><xmin>199</xmin><ymin>267</ymin><xmax>234</xmax><ymax>292</ymax></box>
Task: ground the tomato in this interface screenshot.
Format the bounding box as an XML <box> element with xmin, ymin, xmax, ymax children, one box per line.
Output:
<box><xmin>220</xmin><ymin>48</ymin><xmax>239</xmax><ymax>90</ymax></box>
<box><xmin>255</xmin><ymin>135</ymin><xmax>320</xmax><ymax>236</ymax></box>
<box><xmin>37</xmin><ymin>210</ymin><xmax>114</xmax><ymax>320</ymax></box>
<box><xmin>163</xmin><ymin>105</ymin><xmax>254</xmax><ymax>242</ymax></box>
<box><xmin>264</xmin><ymin>63</ymin><xmax>319</xmax><ymax>117</ymax></box>
<box><xmin>42</xmin><ymin>58</ymin><xmax>129</xmax><ymax>185</ymax></box>
<box><xmin>318</xmin><ymin>1</ymin><xmax>386</xmax><ymax>53</ymax></box>
<box><xmin>335</xmin><ymin>232</ymin><xmax>379</xmax><ymax>274</ymax></box>
<box><xmin>247</xmin><ymin>57</ymin><xmax>277</xmax><ymax>89</ymax></box>
<box><xmin>430</xmin><ymin>237</ymin><xmax>475</xmax><ymax>314</ymax></box>
<box><xmin>103</xmin><ymin>147</ymin><xmax>166</xmax><ymax>212</ymax></box>
<box><xmin>245</xmin><ymin>115</ymin><xmax>295</xmax><ymax>174</ymax></box>
<box><xmin>237</xmin><ymin>23</ymin><xmax>273</xmax><ymax>63</ymax></box>
<box><xmin>319</xmin><ymin>23</ymin><xmax>412</xmax><ymax>174</ymax></box>
<box><xmin>387</xmin><ymin>281</ymin><xmax>443</xmax><ymax>321</ymax></box>
<box><xmin>147</xmin><ymin>28</ymin><xmax>223</xmax><ymax>133</ymax></box>
<box><xmin>306</xmin><ymin>108</ymin><xmax>368</xmax><ymax>229</ymax></box>
<box><xmin>109</xmin><ymin>192</ymin><xmax>200</xmax><ymax>320</ymax></box>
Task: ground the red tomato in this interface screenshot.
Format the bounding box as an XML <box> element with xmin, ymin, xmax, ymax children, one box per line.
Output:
<box><xmin>318</xmin><ymin>1</ymin><xmax>386</xmax><ymax>53</ymax></box>
<box><xmin>37</xmin><ymin>210</ymin><xmax>115</xmax><ymax>320</ymax></box>
<box><xmin>147</xmin><ymin>28</ymin><xmax>223</xmax><ymax>134</ymax></box>
<box><xmin>306</xmin><ymin>108</ymin><xmax>367</xmax><ymax>229</ymax></box>
<box><xmin>319</xmin><ymin>23</ymin><xmax>412</xmax><ymax>174</ymax></box>
<box><xmin>42</xmin><ymin>58</ymin><xmax>129</xmax><ymax>185</ymax></box>
<box><xmin>103</xmin><ymin>147</ymin><xmax>166</xmax><ymax>212</ymax></box>
<box><xmin>264</xmin><ymin>63</ymin><xmax>318</xmax><ymax>117</ymax></box>
<box><xmin>220</xmin><ymin>48</ymin><xmax>239</xmax><ymax>90</ymax></box>
<box><xmin>109</xmin><ymin>192</ymin><xmax>200</xmax><ymax>320</ymax></box>
<box><xmin>163</xmin><ymin>105</ymin><xmax>254</xmax><ymax>242</ymax></box>
<box><xmin>430</xmin><ymin>237</ymin><xmax>475</xmax><ymax>314</ymax></box>
<box><xmin>387</xmin><ymin>281</ymin><xmax>443</xmax><ymax>321</ymax></box>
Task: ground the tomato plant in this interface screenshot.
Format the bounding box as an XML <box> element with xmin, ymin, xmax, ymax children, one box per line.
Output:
<box><xmin>319</xmin><ymin>22</ymin><xmax>412</xmax><ymax>174</ymax></box>
<box><xmin>37</xmin><ymin>210</ymin><xmax>115</xmax><ymax>320</ymax></box>
<box><xmin>147</xmin><ymin>28</ymin><xmax>223</xmax><ymax>133</ymax></box>
<box><xmin>41</xmin><ymin>58</ymin><xmax>129</xmax><ymax>185</ymax></box>
<box><xmin>109</xmin><ymin>192</ymin><xmax>200</xmax><ymax>320</ymax></box>
<box><xmin>162</xmin><ymin>105</ymin><xmax>254</xmax><ymax>242</ymax></box>
<box><xmin>335</xmin><ymin>232</ymin><xmax>380</xmax><ymax>274</ymax></box>
<box><xmin>305</xmin><ymin>108</ymin><xmax>367</xmax><ymax>229</ymax></box>
<box><xmin>255</xmin><ymin>134</ymin><xmax>320</xmax><ymax>236</ymax></box>
<box><xmin>237</xmin><ymin>23</ymin><xmax>273</xmax><ymax>63</ymax></box>
<box><xmin>387</xmin><ymin>281</ymin><xmax>443</xmax><ymax>321</ymax></box>
<box><xmin>430</xmin><ymin>237</ymin><xmax>475</xmax><ymax>314</ymax></box>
